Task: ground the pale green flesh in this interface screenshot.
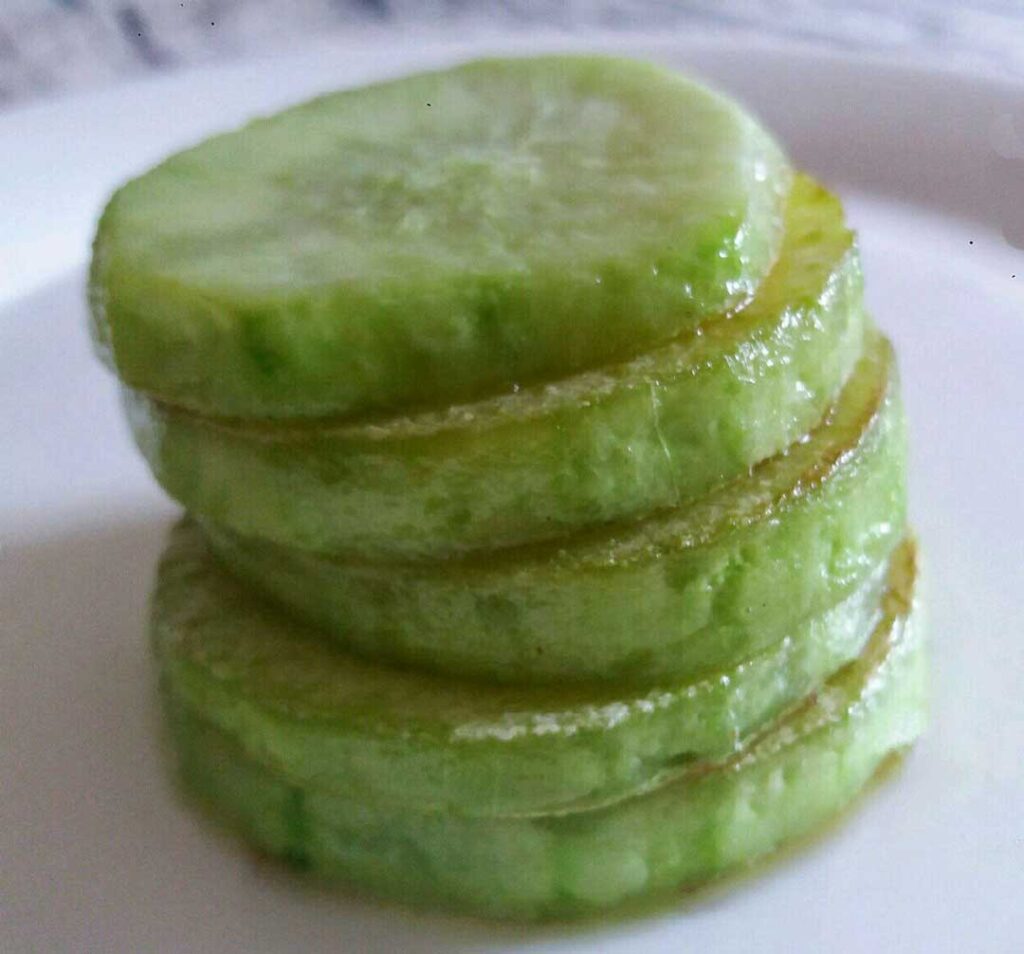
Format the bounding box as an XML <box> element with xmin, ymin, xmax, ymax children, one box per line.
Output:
<box><xmin>165</xmin><ymin>548</ymin><xmax>926</xmax><ymax>920</ymax></box>
<box><xmin>91</xmin><ymin>55</ymin><xmax>790</xmax><ymax>419</ymax></box>
<box><xmin>202</xmin><ymin>334</ymin><xmax>905</xmax><ymax>685</ymax></box>
<box><xmin>127</xmin><ymin>176</ymin><xmax>863</xmax><ymax>558</ymax></box>
<box><xmin>157</xmin><ymin>520</ymin><xmax>905</xmax><ymax>815</ymax></box>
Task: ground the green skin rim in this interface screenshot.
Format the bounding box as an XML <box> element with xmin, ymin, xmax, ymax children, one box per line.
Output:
<box><xmin>157</xmin><ymin>517</ymin><xmax>905</xmax><ymax>816</ymax></box>
<box><xmin>200</xmin><ymin>333</ymin><xmax>906</xmax><ymax>686</ymax></box>
<box><xmin>90</xmin><ymin>55</ymin><xmax>790</xmax><ymax>419</ymax></box>
<box><xmin>125</xmin><ymin>176</ymin><xmax>863</xmax><ymax>558</ymax></box>
<box><xmin>165</xmin><ymin>540</ymin><xmax>926</xmax><ymax>920</ymax></box>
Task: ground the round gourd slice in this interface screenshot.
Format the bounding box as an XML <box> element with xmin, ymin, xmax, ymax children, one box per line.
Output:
<box><xmin>202</xmin><ymin>332</ymin><xmax>906</xmax><ymax>685</ymax></box>
<box><xmin>157</xmin><ymin>519</ymin><xmax>904</xmax><ymax>817</ymax></box>
<box><xmin>126</xmin><ymin>176</ymin><xmax>861</xmax><ymax>558</ymax></box>
<box><xmin>165</xmin><ymin>542</ymin><xmax>926</xmax><ymax>919</ymax></box>
<box><xmin>91</xmin><ymin>55</ymin><xmax>790</xmax><ymax>418</ymax></box>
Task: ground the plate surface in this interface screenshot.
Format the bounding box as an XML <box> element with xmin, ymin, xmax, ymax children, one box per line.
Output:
<box><xmin>2</xmin><ymin>33</ymin><xmax>1023</xmax><ymax>954</ymax></box>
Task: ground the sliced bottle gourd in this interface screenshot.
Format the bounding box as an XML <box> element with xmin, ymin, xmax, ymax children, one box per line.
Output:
<box><xmin>157</xmin><ymin>519</ymin><xmax>904</xmax><ymax>817</ymax></box>
<box><xmin>91</xmin><ymin>55</ymin><xmax>791</xmax><ymax>419</ymax></box>
<box><xmin>165</xmin><ymin>539</ymin><xmax>926</xmax><ymax>920</ymax></box>
<box><xmin>202</xmin><ymin>333</ymin><xmax>906</xmax><ymax>685</ymax></box>
<box><xmin>126</xmin><ymin>176</ymin><xmax>862</xmax><ymax>558</ymax></box>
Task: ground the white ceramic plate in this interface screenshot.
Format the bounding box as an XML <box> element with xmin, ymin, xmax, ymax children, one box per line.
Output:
<box><xmin>3</xmin><ymin>33</ymin><xmax>1023</xmax><ymax>954</ymax></box>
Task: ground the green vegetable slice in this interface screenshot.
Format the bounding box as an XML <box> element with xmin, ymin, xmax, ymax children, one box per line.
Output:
<box><xmin>202</xmin><ymin>332</ymin><xmax>905</xmax><ymax>685</ymax></box>
<box><xmin>165</xmin><ymin>541</ymin><xmax>926</xmax><ymax>919</ymax></box>
<box><xmin>91</xmin><ymin>55</ymin><xmax>790</xmax><ymax>419</ymax></box>
<box><xmin>157</xmin><ymin>519</ymin><xmax>905</xmax><ymax>816</ymax></box>
<box><xmin>126</xmin><ymin>176</ymin><xmax>861</xmax><ymax>557</ymax></box>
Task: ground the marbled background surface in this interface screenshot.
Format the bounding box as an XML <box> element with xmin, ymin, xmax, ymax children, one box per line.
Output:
<box><xmin>2</xmin><ymin>1</ymin><xmax>1024</xmax><ymax>109</ymax></box>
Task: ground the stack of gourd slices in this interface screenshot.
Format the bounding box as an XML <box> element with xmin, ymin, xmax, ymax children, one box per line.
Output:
<box><xmin>90</xmin><ymin>56</ymin><xmax>926</xmax><ymax>919</ymax></box>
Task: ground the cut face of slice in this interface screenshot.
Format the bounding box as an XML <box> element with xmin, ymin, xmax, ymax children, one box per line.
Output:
<box><xmin>91</xmin><ymin>55</ymin><xmax>790</xmax><ymax>418</ymax></box>
<box><xmin>202</xmin><ymin>333</ymin><xmax>906</xmax><ymax>685</ymax></box>
<box><xmin>165</xmin><ymin>539</ymin><xmax>926</xmax><ymax>920</ymax></box>
<box><xmin>126</xmin><ymin>176</ymin><xmax>863</xmax><ymax>558</ymax></box>
<box><xmin>157</xmin><ymin>519</ymin><xmax>906</xmax><ymax>816</ymax></box>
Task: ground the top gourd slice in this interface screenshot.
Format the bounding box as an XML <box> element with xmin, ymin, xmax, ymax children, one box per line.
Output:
<box><xmin>124</xmin><ymin>175</ymin><xmax>862</xmax><ymax>558</ymax></box>
<box><xmin>90</xmin><ymin>55</ymin><xmax>791</xmax><ymax>418</ymax></box>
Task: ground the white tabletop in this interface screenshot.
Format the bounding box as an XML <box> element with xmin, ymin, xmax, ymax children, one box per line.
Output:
<box><xmin>3</xmin><ymin>0</ymin><xmax>1024</xmax><ymax>108</ymax></box>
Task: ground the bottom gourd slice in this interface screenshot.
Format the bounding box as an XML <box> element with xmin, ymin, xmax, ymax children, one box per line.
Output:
<box><xmin>163</xmin><ymin>541</ymin><xmax>925</xmax><ymax>920</ymax></box>
<box><xmin>156</xmin><ymin>521</ymin><xmax>904</xmax><ymax>817</ymax></box>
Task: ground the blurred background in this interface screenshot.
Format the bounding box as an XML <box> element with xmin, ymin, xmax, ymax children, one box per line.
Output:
<box><xmin>3</xmin><ymin>0</ymin><xmax>1024</xmax><ymax>109</ymax></box>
